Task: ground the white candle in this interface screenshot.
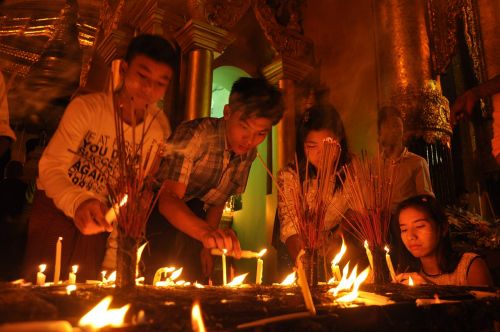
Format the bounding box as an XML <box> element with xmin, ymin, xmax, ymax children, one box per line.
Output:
<box><xmin>384</xmin><ymin>246</ymin><xmax>396</xmax><ymax>281</ymax></box>
<box><xmin>0</xmin><ymin>320</ymin><xmax>73</xmax><ymax>332</ymax></box>
<box><xmin>68</xmin><ymin>265</ymin><xmax>78</xmax><ymax>284</ymax></box>
<box><xmin>53</xmin><ymin>237</ymin><xmax>62</xmax><ymax>284</ymax></box>
<box><xmin>36</xmin><ymin>264</ymin><xmax>46</xmax><ymax>286</ymax></box>
<box><xmin>364</xmin><ymin>240</ymin><xmax>373</xmax><ymax>270</ymax></box>
<box><xmin>222</xmin><ymin>249</ymin><xmax>227</xmax><ymax>286</ymax></box>
<box><xmin>296</xmin><ymin>250</ymin><xmax>316</xmax><ymax>315</ymax></box>
<box><xmin>105</xmin><ymin>195</ymin><xmax>128</xmax><ymax>223</ymax></box>
<box><xmin>255</xmin><ymin>249</ymin><xmax>267</xmax><ymax>285</ymax></box>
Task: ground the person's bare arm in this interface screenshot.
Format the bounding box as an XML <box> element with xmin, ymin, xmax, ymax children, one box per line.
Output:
<box><xmin>452</xmin><ymin>74</ymin><xmax>500</xmax><ymax>123</ymax></box>
<box><xmin>467</xmin><ymin>257</ymin><xmax>493</xmax><ymax>287</ymax></box>
<box><xmin>158</xmin><ymin>180</ymin><xmax>241</xmax><ymax>256</ymax></box>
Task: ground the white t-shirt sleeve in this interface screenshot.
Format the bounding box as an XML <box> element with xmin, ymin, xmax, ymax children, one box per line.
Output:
<box><xmin>38</xmin><ymin>96</ymin><xmax>100</xmax><ymax>218</ymax></box>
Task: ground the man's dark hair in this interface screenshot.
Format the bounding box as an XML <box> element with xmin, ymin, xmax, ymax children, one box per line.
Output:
<box><xmin>124</xmin><ymin>34</ymin><xmax>178</xmax><ymax>69</ymax></box>
<box><xmin>377</xmin><ymin>105</ymin><xmax>402</xmax><ymax>132</ymax></box>
<box><xmin>229</xmin><ymin>77</ymin><xmax>284</xmax><ymax>125</ymax></box>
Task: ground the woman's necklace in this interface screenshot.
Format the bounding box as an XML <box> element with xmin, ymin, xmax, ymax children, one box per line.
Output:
<box><xmin>421</xmin><ymin>268</ymin><xmax>443</xmax><ymax>277</ymax></box>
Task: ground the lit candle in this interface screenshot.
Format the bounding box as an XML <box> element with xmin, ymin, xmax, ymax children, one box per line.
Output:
<box><xmin>384</xmin><ymin>245</ymin><xmax>396</xmax><ymax>282</ymax></box>
<box><xmin>36</xmin><ymin>264</ymin><xmax>46</xmax><ymax>286</ymax></box>
<box><xmin>296</xmin><ymin>250</ymin><xmax>316</xmax><ymax>315</ymax></box>
<box><xmin>68</xmin><ymin>265</ymin><xmax>78</xmax><ymax>284</ymax></box>
<box><xmin>105</xmin><ymin>195</ymin><xmax>128</xmax><ymax>223</ymax></box>
<box><xmin>408</xmin><ymin>276</ymin><xmax>414</xmax><ymax>286</ymax></box>
<box><xmin>364</xmin><ymin>240</ymin><xmax>373</xmax><ymax>270</ymax></box>
<box><xmin>222</xmin><ymin>249</ymin><xmax>227</xmax><ymax>286</ymax></box>
<box><xmin>331</xmin><ymin>237</ymin><xmax>346</xmax><ymax>281</ymax></box>
<box><xmin>54</xmin><ymin>237</ymin><xmax>62</xmax><ymax>284</ymax></box>
<box><xmin>255</xmin><ymin>249</ymin><xmax>267</xmax><ymax>285</ymax></box>
<box><xmin>101</xmin><ymin>270</ymin><xmax>107</xmax><ymax>283</ymax></box>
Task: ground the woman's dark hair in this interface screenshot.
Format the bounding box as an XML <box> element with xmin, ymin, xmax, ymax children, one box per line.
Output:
<box><xmin>296</xmin><ymin>104</ymin><xmax>350</xmax><ymax>191</ymax></box>
<box><xmin>394</xmin><ymin>194</ymin><xmax>461</xmax><ymax>274</ymax></box>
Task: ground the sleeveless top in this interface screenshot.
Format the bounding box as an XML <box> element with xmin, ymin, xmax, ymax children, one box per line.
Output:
<box><xmin>421</xmin><ymin>252</ymin><xmax>480</xmax><ymax>286</ymax></box>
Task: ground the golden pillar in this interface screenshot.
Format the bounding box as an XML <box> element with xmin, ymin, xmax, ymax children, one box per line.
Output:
<box><xmin>263</xmin><ymin>56</ymin><xmax>313</xmax><ymax>170</ymax></box>
<box><xmin>175</xmin><ymin>20</ymin><xmax>234</xmax><ymax>120</ymax></box>
<box><xmin>373</xmin><ymin>0</ymin><xmax>453</xmax><ymax>203</ymax></box>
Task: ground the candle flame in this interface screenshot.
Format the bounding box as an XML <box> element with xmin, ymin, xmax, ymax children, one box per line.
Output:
<box><xmin>107</xmin><ymin>271</ymin><xmax>116</xmax><ymax>283</ymax></box>
<box><xmin>433</xmin><ymin>294</ymin><xmax>441</xmax><ymax>303</ymax></box>
<box><xmin>39</xmin><ymin>264</ymin><xmax>47</xmax><ymax>273</ymax></box>
<box><xmin>79</xmin><ymin>296</ymin><xmax>130</xmax><ymax>329</ymax></box>
<box><xmin>408</xmin><ymin>276</ymin><xmax>414</xmax><ymax>286</ymax></box>
<box><xmin>222</xmin><ymin>248</ymin><xmax>228</xmax><ymax>254</ymax></box>
<box><xmin>257</xmin><ymin>249</ymin><xmax>267</xmax><ymax>257</ymax></box>
<box><xmin>227</xmin><ymin>273</ymin><xmax>248</xmax><ymax>286</ymax></box>
<box><xmin>66</xmin><ymin>284</ymin><xmax>77</xmax><ymax>295</ymax></box>
<box><xmin>119</xmin><ymin>194</ymin><xmax>128</xmax><ymax>207</ymax></box>
<box><xmin>137</xmin><ymin>242</ymin><xmax>148</xmax><ymax>263</ymax></box>
<box><xmin>194</xmin><ymin>282</ymin><xmax>205</xmax><ymax>289</ymax></box>
<box><xmin>170</xmin><ymin>268</ymin><xmax>183</xmax><ymax>281</ymax></box>
<box><xmin>280</xmin><ymin>272</ymin><xmax>296</xmax><ymax>285</ymax></box>
<box><xmin>335</xmin><ymin>267</ymin><xmax>370</xmax><ymax>303</ymax></box>
<box><xmin>332</xmin><ymin>236</ymin><xmax>347</xmax><ymax>266</ymax></box>
<box><xmin>72</xmin><ymin>265</ymin><xmax>78</xmax><ymax>274</ymax></box>
<box><xmin>191</xmin><ymin>301</ymin><xmax>206</xmax><ymax>332</ymax></box>
<box><xmin>58</xmin><ymin>237</ymin><xmax>63</xmax><ymax>241</ymax></box>
<box><xmin>364</xmin><ymin>240</ymin><xmax>368</xmax><ymax>248</ymax></box>
<box><xmin>384</xmin><ymin>245</ymin><xmax>390</xmax><ymax>253</ymax></box>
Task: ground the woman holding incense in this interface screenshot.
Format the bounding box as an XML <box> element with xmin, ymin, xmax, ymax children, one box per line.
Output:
<box><xmin>277</xmin><ymin>104</ymin><xmax>351</xmax><ymax>264</ymax></box>
<box><xmin>395</xmin><ymin>195</ymin><xmax>493</xmax><ymax>286</ymax></box>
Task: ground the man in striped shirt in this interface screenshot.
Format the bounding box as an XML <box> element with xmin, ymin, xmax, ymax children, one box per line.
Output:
<box><xmin>146</xmin><ymin>77</ymin><xmax>284</xmax><ymax>281</ymax></box>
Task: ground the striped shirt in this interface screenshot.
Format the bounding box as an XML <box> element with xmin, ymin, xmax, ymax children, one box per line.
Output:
<box><xmin>157</xmin><ymin>117</ymin><xmax>256</xmax><ymax>208</ymax></box>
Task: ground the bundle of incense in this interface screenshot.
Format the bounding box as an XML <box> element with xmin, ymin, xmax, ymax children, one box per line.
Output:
<box><xmin>210</xmin><ymin>248</ymin><xmax>260</xmax><ymax>259</ymax></box>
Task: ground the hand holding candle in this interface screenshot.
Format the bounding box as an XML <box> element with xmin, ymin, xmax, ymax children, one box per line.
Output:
<box><xmin>37</xmin><ymin>264</ymin><xmax>46</xmax><ymax>286</ymax></box>
<box><xmin>105</xmin><ymin>194</ymin><xmax>128</xmax><ymax>224</ymax></box>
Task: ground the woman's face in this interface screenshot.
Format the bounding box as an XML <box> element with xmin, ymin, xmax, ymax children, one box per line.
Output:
<box><xmin>399</xmin><ymin>206</ymin><xmax>441</xmax><ymax>259</ymax></box>
<box><xmin>304</xmin><ymin>129</ymin><xmax>337</xmax><ymax>168</ymax></box>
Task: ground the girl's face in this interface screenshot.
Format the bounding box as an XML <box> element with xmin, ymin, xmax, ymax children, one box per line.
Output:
<box><xmin>304</xmin><ymin>129</ymin><xmax>337</xmax><ymax>168</ymax></box>
<box><xmin>399</xmin><ymin>206</ymin><xmax>441</xmax><ymax>259</ymax></box>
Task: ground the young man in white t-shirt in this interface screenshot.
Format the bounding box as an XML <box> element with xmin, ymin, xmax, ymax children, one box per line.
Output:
<box><xmin>22</xmin><ymin>34</ymin><xmax>176</xmax><ymax>282</ymax></box>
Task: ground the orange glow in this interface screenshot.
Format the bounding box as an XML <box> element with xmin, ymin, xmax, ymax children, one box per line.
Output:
<box><xmin>408</xmin><ymin>276</ymin><xmax>414</xmax><ymax>286</ymax></box>
<box><xmin>79</xmin><ymin>296</ymin><xmax>129</xmax><ymax>329</ymax></box>
<box><xmin>191</xmin><ymin>301</ymin><xmax>206</xmax><ymax>332</ymax></box>
<box><xmin>227</xmin><ymin>273</ymin><xmax>248</xmax><ymax>286</ymax></box>
<box><xmin>257</xmin><ymin>249</ymin><xmax>268</xmax><ymax>257</ymax></box>
<box><xmin>332</xmin><ymin>237</ymin><xmax>347</xmax><ymax>267</ymax></box>
<box><xmin>433</xmin><ymin>294</ymin><xmax>441</xmax><ymax>303</ymax></box>
<box><xmin>280</xmin><ymin>272</ymin><xmax>296</xmax><ymax>285</ymax></box>
<box><xmin>335</xmin><ymin>267</ymin><xmax>370</xmax><ymax>303</ymax></box>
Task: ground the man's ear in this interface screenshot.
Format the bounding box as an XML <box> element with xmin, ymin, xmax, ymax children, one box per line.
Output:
<box><xmin>120</xmin><ymin>60</ymin><xmax>128</xmax><ymax>76</ymax></box>
<box><xmin>223</xmin><ymin>104</ymin><xmax>231</xmax><ymax>119</ymax></box>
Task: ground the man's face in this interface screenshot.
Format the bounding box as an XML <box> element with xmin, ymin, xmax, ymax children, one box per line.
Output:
<box><xmin>121</xmin><ymin>54</ymin><xmax>173</xmax><ymax>110</ymax></box>
<box><xmin>379</xmin><ymin>116</ymin><xmax>403</xmax><ymax>150</ymax></box>
<box><xmin>224</xmin><ymin>106</ymin><xmax>273</xmax><ymax>155</ymax></box>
